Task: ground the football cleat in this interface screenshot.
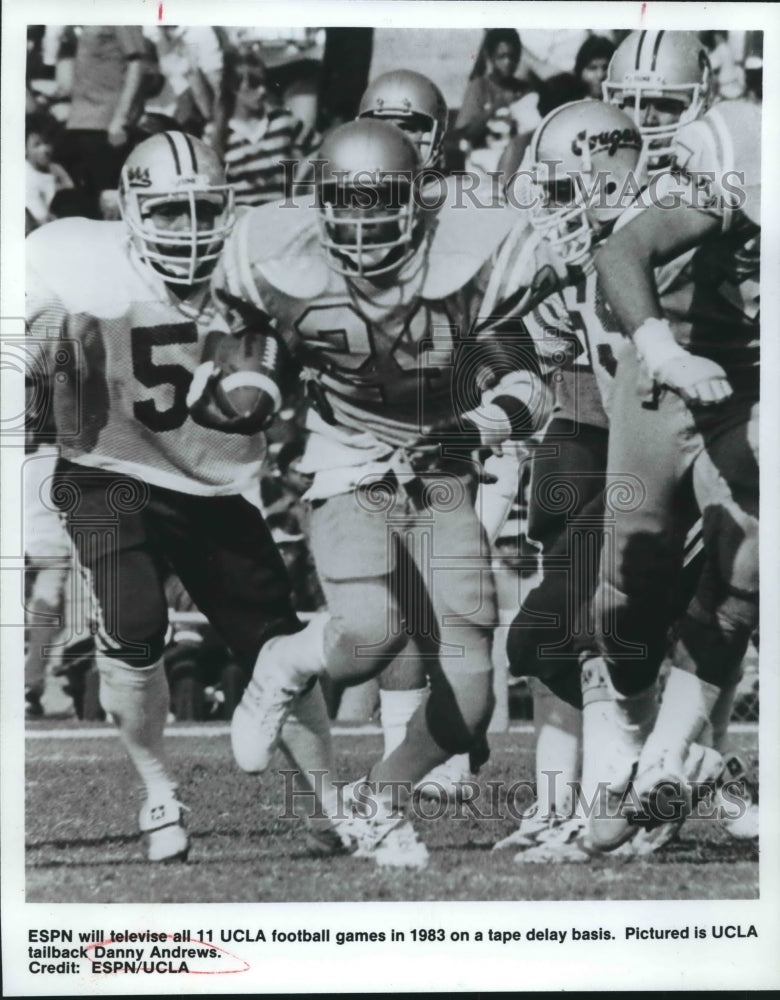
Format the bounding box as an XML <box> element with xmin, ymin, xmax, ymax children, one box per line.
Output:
<box><xmin>614</xmin><ymin>818</ymin><xmax>682</xmax><ymax>857</ymax></box>
<box><xmin>299</xmin><ymin>817</ymin><xmax>354</xmax><ymax>857</ymax></box>
<box><xmin>231</xmin><ymin>638</ymin><xmax>314</xmax><ymax>773</ymax></box>
<box><xmin>415</xmin><ymin>754</ymin><xmax>475</xmax><ymax>805</ymax></box>
<box><xmin>493</xmin><ymin>803</ymin><xmax>551</xmax><ymax>851</ymax></box>
<box><xmin>139</xmin><ymin>794</ymin><xmax>190</xmax><ymax>862</ymax></box>
<box><xmin>588</xmin><ymin>742</ymin><xmax>722</xmax><ymax>853</ymax></box>
<box><xmin>513</xmin><ymin>816</ymin><xmax>590</xmax><ymax>864</ymax></box>
<box><xmin>715</xmin><ymin>754</ymin><xmax>759</xmax><ymax>841</ymax></box>
<box><xmin>334</xmin><ymin>780</ymin><xmax>429</xmax><ymax>869</ymax></box>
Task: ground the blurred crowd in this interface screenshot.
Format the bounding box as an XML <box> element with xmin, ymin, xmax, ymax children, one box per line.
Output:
<box><xmin>23</xmin><ymin>25</ymin><xmax>763</xmax><ymax>723</ymax></box>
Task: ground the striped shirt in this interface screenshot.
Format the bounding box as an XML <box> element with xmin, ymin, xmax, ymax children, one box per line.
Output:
<box><xmin>224</xmin><ymin>108</ymin><xmax>305</xmax><ymax>207</ymax></box>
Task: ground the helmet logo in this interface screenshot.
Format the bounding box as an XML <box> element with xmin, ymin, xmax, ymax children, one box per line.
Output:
<box><xmin>571</xmin><ymin>126</ymin><xmax>642</xmax><ymax>158</ymax></box>
<box><xmin>126</xmin><ymin>166</ymin><xmax>152</xmax><ymax>188</ymax></box>
<box><xmin>176</xmin><ymin>173</ymin><xmax>210</xmax><ymax>187</ymax></box>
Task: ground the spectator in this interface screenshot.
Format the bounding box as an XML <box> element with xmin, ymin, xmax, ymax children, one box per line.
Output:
<box><xmin>456</xmin><ymin>29</ymin><xmax>541</xmax><ymax>150</ymax></box>
<box><xmin>225</xmin><ymin>27</ymin><xmax>326</xmax><ymax>139</ymax></box>
<box><xmin>25</xmin><ymin>112</ymin><xmax>73</xmax><ymax>231</ymax></box>
<box><xmin>701</xmin><ymin>30</ymin><xmax>745</xmax><ymax>100</ymax></box>
<box><xmin>57</xmin><ymin>26</ymin><xmax>147</xmax><ymax>216</ymax></box>
<box><xmin>215</xmin><ymin>48</ymin><xmax>312</xmax><ymax>207</ymax></box>
<box><xmin>143</xmin><ymin>26</ymin><xmax>224</xmax><ymax>138</ymax></box>
<box><xmin>537</xmin><ymin>35</ymin><xmax>616</xmax><ymax>116</ymax></box>
<box><xmin>518</xmin><ymin>29</ymin><xmax>591</xmax><ymax>82</ymax></box>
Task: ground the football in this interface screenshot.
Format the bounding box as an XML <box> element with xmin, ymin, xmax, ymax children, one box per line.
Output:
<box><xmin>188</xmin><ymin>330</ymin><xmax>288</xmax><ymax>434</ymax></box>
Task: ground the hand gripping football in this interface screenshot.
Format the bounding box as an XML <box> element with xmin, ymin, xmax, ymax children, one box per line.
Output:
<box><xmin>187</xmin><ymin>328</ymin><xmax>287</xmax><ymax>435</ymax></box>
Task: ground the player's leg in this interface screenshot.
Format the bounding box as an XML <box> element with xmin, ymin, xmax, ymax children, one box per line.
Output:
<box><xmin>155</xmin><ymin>490</ymin><xmax>343</xmax><ymax>830</ymax></box>
<box><xmin>586</xmin><ymin>350</ymin><xmax>701</xmax><ymax>755</ymax></box>
<box><xmin>635</xmin><ymin>400</ymin><xmax>759</xmax><ymax>800</ymax></box>
<box><xmin>500</xmin><ymin>422</ymin><xmax>606</xmax><ymax>853</ymax></box>
<box><xmin>370</xmin><ymin>473</ymin><xmax>497</xmax><ymax>790</ymax></box>
<box><xmin>23</xmin><ymin>447</ymin><xmax>74</xmax><ymax>716</ymax></box>
<box><xmin>51</xmin><ymin>460</ymin><xmax>186</xmax><ymax>861</ymax></box>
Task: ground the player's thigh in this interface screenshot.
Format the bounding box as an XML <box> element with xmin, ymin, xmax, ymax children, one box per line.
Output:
<box><xmin>528</xmin><ymin>418</ymin><xmax>608</xmax><ymax>551</ymax></box>
<box><xmin>310</xmin><ymin>489</ymin><xmax>405</xmax><ymax>655</ymax></box>
<box><xmin>409</xmin><ymin>472</ymin><xmax>497</xmax><ymax>631</ymax></box>
<box><xmin>158</xmin><ymin>492</ymin><xmax>301</xmax><ymax>672</ymax></box>
<box><xmin>50</xmin><ymin>460</ymin><xmax>168</xmax><ymax>662</ymax></box>
<box><xmin>693</xmin><ymin>416</ymin><xmax>759</xmax><ymax>599</ymax></box>
<box><xmin>603</xmin><ymin>349</ymin><xmax>703</xmax><ymax>581</ymax></box>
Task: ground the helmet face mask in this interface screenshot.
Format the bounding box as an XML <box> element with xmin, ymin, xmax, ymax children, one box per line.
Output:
<box><xmin>119</xmin><ymin>132</ymin><xmax>235</xmax><ymax>286</ymax></box>
<box><xmin>318</xmin><ymin>184</ymin><xmax>417</xmax><ymax>276</ymax></box>
<box><xmin>357</xmin><ymin>70</ymin><xmax>448</xmax><ymax>168</ymax></box>
<box><xmin>603</xmin><ymin>30</ymin><xmax>711</xmax><ymax>176</ymax></box>
<box><xmin>527</xmin><ymin>100</ymin><xmax>644</xmax><ymax>267</ymax></box>
<box><xmin>315</xmin><ymin>119</ymin><xmax>423</xmax><ymax>278</ymax></box>
<box><xmin>530</xmin><ymin>176</ymin><xmax>592</xmax><ymax>267</ymax></box>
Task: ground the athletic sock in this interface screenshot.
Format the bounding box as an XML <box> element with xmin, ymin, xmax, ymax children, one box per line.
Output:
<box><xmin>379</xmin><ymin>687</ymin><xmax>426</xmax><ymax>757</ymax></box>
<box><xmin>96</xmin><ymin>654</ymin><xmax>175</xmax><ymax>798</ymax></box>
<box><xmin>580</xmin><ymin>656</ymin><xmax>658</xmax><ymax>796</ymax></box>
<box><xmin>640</xmin><ymin>666</ymin><xmax>721</xmax><ymax>769</ymax></box>
<box><xmin>532</xmin><ymin>680</ymin><xmax>581</xmax><ymax>819</ymax></box>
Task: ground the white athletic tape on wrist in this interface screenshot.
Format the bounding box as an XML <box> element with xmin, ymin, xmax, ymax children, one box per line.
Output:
<box><xmin>185</xmin><ymin>361</ymin><xmax>216</xmax><ymax>407</ymax></box>
<box><xmin>632</xmin><ymin>317</ymin><xmax>688</xmax><ymax>380</ymax></box>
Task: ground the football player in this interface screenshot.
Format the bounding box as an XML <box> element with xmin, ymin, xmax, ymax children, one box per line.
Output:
<box><xmin>583</xmin><ymin>99</ymin><xmax>760</xmax><ymax>851</ymax></box>
<box><xmin>357</xmin><ymin>69</ymin><xmax>448</xmax><ymax>170</ymax></box>
<box><xmin>603</xmin><ymin>29</ymin><xmax>712</xmax><ymax>177</ymax></box>
<box><xmin>356</xmin><ymin>70</ymin><xmax>477</xmax><ymax>795</ymax></box>
<box><xmin>26</xmin><ymin>131</ymin><xmax>340</xmax><ymax>862</ymax></box>
<box><xmin>494</xmin><ymin>95</ymin><xmax>721</xmax><ymax>860</ymax></box>
<box><xmin>201</xmin><ymin>118</ymin><xmax>554</xmax><ymax>866</ymax></box>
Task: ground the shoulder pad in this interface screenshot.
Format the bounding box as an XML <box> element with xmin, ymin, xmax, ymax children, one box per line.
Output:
<box><xmin>225</xmin><ymin>202</ymin><xmax>331</xmax><ymax>303</ymax></box>
<box><xmin>421</xmin><ymin>199</ymin><xmax>520</xmax><ymax>299</ymax></box>
<box><xmin>673</xmin><ymin>101</ymin><xmax>761</xmax><ymax>227</ymax></box>
<box><xmin>27</xmin><ymin>219</ymin><xmax>130</xmax><ymax>311</ymax></box>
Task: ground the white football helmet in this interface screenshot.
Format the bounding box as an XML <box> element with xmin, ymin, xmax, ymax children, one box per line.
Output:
<box><xmin>316</xmin><ymin>118</ymin><xmax>423</xmax><ymax>277</ymax></box>
<box><xmin>357</xmin><ymin>70</ymin><xmax>448</xmax><ymax>168</ymax></box>
<box><xmin>603</xmin><ymin>30</ymin><xmax>711</xmax><ymax>176</ymax></box>
<box><xmin>526</xmin><ymin>100</ymin><xmax>644</xmax><ymax>266</ymax></box>
<box><xmin>119</xmin><ymin>131</ymin><xmax>235</xmax><ymax>286</ymax></box>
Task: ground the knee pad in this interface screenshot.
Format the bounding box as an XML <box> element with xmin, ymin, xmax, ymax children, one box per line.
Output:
<box><xmin>325</xmin><ymin>614</ymin><xmax>407</xmax><ymax>683</ymax></box>
<box><xmin>426</xmin><ymin>670</ymin><xmax>495</xmax><ymax>755</ymax></box>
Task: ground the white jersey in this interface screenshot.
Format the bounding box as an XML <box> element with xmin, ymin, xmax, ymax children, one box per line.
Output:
<box><xmin>26</xmin><ymin>218</ymin><xmax>266</xmax><ymax>495</ymax></box>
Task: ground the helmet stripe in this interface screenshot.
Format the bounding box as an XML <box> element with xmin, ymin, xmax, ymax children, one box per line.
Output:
<box><xmin>162</xmin><ymin>131</ymin><xmax>182</xmax><ymax>175</ymax></box>
<box><xmin>635</xmin><ymin>30</ymin><xmax>648</xmax><ymax>69</ymax></box>
<box><xmin>650</xmin><ymin>30</ymin><xmax>665</xmax><ymax>71</ymax></box>
<box><xmin>181</xmin><ymin>131</ymin><xmax>199</xmax><ymax>172</ymax></box>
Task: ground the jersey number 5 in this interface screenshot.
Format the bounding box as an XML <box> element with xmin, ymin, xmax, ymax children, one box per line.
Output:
<box><xmin>131</xmin><ymin>323</ymin><xmax>198</xmax><ymax>432</ymax></box>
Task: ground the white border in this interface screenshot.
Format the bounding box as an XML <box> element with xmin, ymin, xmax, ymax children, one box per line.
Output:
<box><xmin>3</xmin><ymin>2</ymin><xmax>780</xmax><ymax>994</ymax></box>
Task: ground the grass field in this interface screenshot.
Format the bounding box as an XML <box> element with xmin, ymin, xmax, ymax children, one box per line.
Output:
<box><xmin>25</xmin><ymin>723</ymin><xmax>758</xmax><ymax>904</ymax></box>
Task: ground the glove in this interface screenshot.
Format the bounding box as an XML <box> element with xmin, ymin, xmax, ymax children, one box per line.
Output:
<box><xmin>634</xmin><ymin>317</ymin><xmax>733</xmax><ymax>406</ymax></box>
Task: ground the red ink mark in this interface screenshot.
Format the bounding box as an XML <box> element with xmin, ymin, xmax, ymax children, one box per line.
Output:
<box><xmin>640</xmin><ymin>2</ymin><xmax>647</xmax><ymax>19</ymax></box>
<box><xmin>84</xmin><ymin>934</ymin><xmax>250</xmax><ymax>975</ymax></box>
<box><xmin>158</xmin><ymin>2</ymin><xmax>163</xmax><ymax>21</ymax></box>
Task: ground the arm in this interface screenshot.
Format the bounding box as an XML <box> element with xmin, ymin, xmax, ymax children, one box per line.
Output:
<box><xmin>594</xmin><ymin>202</ymin><xmax>732</xmax><ymax>406</ymax></box>
<box><xmin>454</xmin><ymin>79</ymin><xmax>492</xmax><ymax>148</ymax></box>
<box><xmin>108</xmin><ymin>28</ymin><xmax>147</xmax><ymax>146</ymax></box>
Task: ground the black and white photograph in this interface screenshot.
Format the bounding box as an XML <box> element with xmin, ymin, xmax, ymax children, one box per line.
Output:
<box><xmin>2</xmin><ymin>0</ymin><xmax>779</xmax><ymax>994</ymax></box>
